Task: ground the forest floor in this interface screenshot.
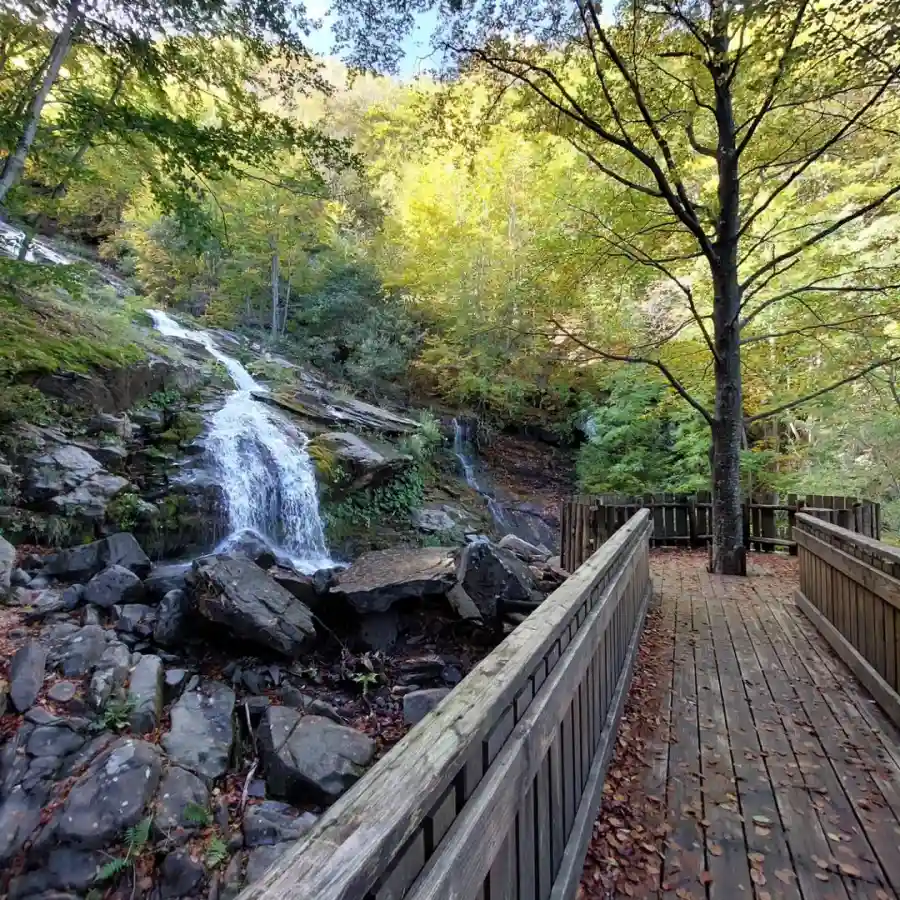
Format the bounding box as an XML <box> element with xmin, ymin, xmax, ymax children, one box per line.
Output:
<box><xmin>580</xmin><ymin>550</ymin><xmax>900</xmax><ymax>899</ymax></box>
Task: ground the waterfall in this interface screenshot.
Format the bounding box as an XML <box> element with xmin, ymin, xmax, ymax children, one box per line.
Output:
<box><xmin>148</xmin><ymin>310</ymin><xmax>332</xmax><ymax>572</ymax></box>
<box><xmin>452</xmin><ymin>418</ymin><xmax>508</xmax><ymax>528</ymax></box>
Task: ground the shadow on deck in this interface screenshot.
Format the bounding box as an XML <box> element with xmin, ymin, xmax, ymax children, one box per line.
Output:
<box><xmin>584</xmin><ymin>550</ymin><xmax>900</xmax><ymax>899</ymax></box>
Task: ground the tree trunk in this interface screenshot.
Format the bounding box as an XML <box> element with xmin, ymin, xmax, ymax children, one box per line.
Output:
<box><xmin>270</xmin><ymin>238</ymin><xmax>280</xmax><ymax>340</ymax></box>
<box><xmin>0</xmin><ymin>0</ymin><xmax>81</xmax><ymax>205</ymax></box>
<box><xmin>709</xmin><ymin>7</ymin><xmax>747</xmax><ymax>575</ymax></box>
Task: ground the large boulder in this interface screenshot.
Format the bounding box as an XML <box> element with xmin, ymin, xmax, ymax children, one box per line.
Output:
<box><xmin>48</xmin><ymin>738</ymin><xmax>162</xmax><ymax>848</ymax></box>
<box><xmin>9</xmin><ymin>641</ymin><xmax>47</xmax><ymax>712</ymax></box>
<box><xmin>84</xmin><ymin>564</ymin><xmax>144</xmax><ymax>608</ymax></box>
<box><xmin>162</xmin><ymin>680</ymin><xmax>235</xmax><ymax>782</ymax></box>
<box><xmin>331</xmin><ymin>546</ymin><xmax>456</xmax><ymax>614</ymax></box>
<box><xmin>0</xmin><ymin>535</ymin><xmax>14</xmax><ymax>600</ymax></box>
<box><xmin>192</xmin><ymin>556</ymin><xmax>316</xmax><ymax>657</ymax></box>
<box><xmin>43</xmin><ymin>533</ymin><xmax>151</xmax><ymax>581</ymax></box>
<box><xmin>457</xmin><ymin>541</ymin><xmax>540</xmax><ymax>620</ymax></box>
<box><xmin>315</xmin><ymin>432</ymin><xmax>412</xmax><ymax>490</ymax></box>
<box><xmin>220</xmin><ymin>529</ymin><xmax>277</xmax><ymax>569</ymax></box>
<box><xmin>154</xmin><ymin>766</ymin><xmax>210</xmax><ymax>834</ymax></box>
<box><xmin>259</xmin><ymin>708</ymin><xmax>375</xmax><ymax>804</ymax></box>
<box><xmin>143</xmin><ymin>562</ymin><xmax>190</xmax><ymax>602</ymax></box>
<box><xmin>498</xmin><ymin>534</ymin><xmax>551</xmax><ymax>564</ymax></box>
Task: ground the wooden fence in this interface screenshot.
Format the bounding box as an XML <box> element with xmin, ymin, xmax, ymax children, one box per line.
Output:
<box><xmin>240</xmin><ymin>510</ymin><xmax>653</xmax><ymax>900</ymax></box>
<box><xmin>795</xmin><ymin>513</ymin><xmax>900</xmax><ymax>728</ymax></box>
<box><xmin>561</xmin><ymin>492</ymin><xmax>881</xmax><ymax>572</ymax></box>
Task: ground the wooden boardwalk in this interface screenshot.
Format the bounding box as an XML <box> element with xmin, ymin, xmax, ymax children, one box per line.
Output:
<box><xmin>648</xmin><ymin>551</ymin><xmax>900</xmax><ymax>900</ymax></box>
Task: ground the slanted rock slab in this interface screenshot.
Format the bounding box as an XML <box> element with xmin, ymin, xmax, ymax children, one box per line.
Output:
<box><xmin>128</xmin><ymin>655</ymin><xmax>163</xmax><ymax>733</ymax></box>
<box><xmin>50</xmin><ymin>738</ymin><xmax>162</xmax><ymax>848</ymax></box>
<box><xmin>498</xmin><ymin>534</ymin><xmax>551</xmax><ymax>564</ymax></box>
<box><xmin>162</xmin><ymin>680</ymin><xmax>235</xmax><ymax>782</ymax></box>
<box><xmin>331</xmin><ymin>546</ymin><xmax>456</xmax><ymax>614</ymax></box>
<box><xmin>192</xmin><ymin>556</ymin><xmax>315</xmax><ymax>657</ymax></box>
<box><xmin>315</xmin><ymin>432</ymin><xmax>412</xmax><ymax>490</ymax></box>
<box><xmin>259</xmin><ymin>708</ymin><xmax>375</xmax><ymax>804</ymax></box>
<box><xmin>43</xmin><ymin>533</ymin><xmax>151</xmax><ymax>581</ymax></box>
<box><xmin>9</xmin><ymin>641</ymin><xmax>48</xmax><ymax>712</ymax></box>
<box><xmin>457</xmin><ymin>541</ymin><xmax>540</xmax><ymax>620</ymax></box>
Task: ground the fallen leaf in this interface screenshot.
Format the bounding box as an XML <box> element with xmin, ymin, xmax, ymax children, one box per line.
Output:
<box><xmin>708</xmin><ymin>843</ymin><xmax>723</xmax><ymax>857</ymax></box>
<box><xmin>839</xmin><ymin>863</ymin><xmax>861</xmax><ymax>878</ymax></box>
<box><xmin>748</xmin><ymin>852</ymin><xmax>765</xmax><ymax>865</ymax></box>
<box><xmin>750</xmin><ymin>869</ymin><xmax>767</xmax><ymax>886</ymax></box>
<box><xmin>775</xmin><ymin>869</ymin><xmax>796</xmax><ymax>884</ymax></box>
<box><xmin>815</xmin><ymin>872</ymin><xmax>830</xmax><ymax>882</ymax></box>
<box><xmin>752</xmin><ymin>815</ymin><xmax>773</xmax><ymax>826</ymax></box>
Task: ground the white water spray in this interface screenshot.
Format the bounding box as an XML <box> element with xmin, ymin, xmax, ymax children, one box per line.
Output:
<box><xmin>148</xmin><ymin>310</ymin><xmax>332</xmax><ymax>572</ymax></box>
<box><xmin>452</xmin><ymin>418</ymin><xmax>508</xmax><ymax>527</ymax></box>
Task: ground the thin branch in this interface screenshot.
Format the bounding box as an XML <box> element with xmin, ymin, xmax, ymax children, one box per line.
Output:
<box><xmin>741</xmin><ymin>309</ymin><xmax>899</xmax><ymax>346</ymax></box>
<box><xmin>747</xmin><ymin>357</ymin><xmax>900</xmax><ymax>422</ymax></box>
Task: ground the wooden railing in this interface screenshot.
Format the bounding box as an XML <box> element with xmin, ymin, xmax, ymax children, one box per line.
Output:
<box><xmin>795</xmin><ymin>513</ymin><xmax>900</xmax><ymax>728</ymax></box>
<box><xmin>240</xmin><ymin>510</ymin><xmax>653</xmax><ymax>900</ymax></box>
<box><xmin>561</xmin><ymin>492</ymin><xmax>881</xmax><ymax>572</ymax></box>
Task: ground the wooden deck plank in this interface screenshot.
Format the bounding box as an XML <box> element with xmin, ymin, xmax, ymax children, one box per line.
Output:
<box><xmin>634</xmin><ymin>552</ymin><xmax>900</xmax><ymax>900</ymax></box>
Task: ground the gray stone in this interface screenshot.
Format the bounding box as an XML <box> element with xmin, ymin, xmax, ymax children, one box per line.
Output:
<box><xmin>9</xmin><ymin>641</ymin><xmax>48</xmax><ymax>711</ymax></box>
<box><xmin>269</xmin><ymin>567</ymin><xmax>317</xmax><ymax>606</ymax></box>
<box><xmin>192</xmin><ymin>556</ymin><xmax>316</xmax><ymax>657</ymax></box>
<box><xmin>128</xmin><ymin>655</ymin><xmax>163</xmax><ymax>733</ymax></box>
<box><xmin>47</xmin><ymin>681</ymin><xmax>77</xmax><ymax>703</ymax></box>
<box><xmin>50</xmin><ymin>738</ymin><xmax>162</xmax><ymax>848</ymax></box>
<box><xmin>54</xmin><ymin>625</ymin><xmax>109</xmax><ymax>677</ymax></box>
<box><xmin>162</xmin><ymin>680</ymin><xmax>235</xmax><ymax>782</ymax></box>
<box><xmin>28</xmin><ymin>575</ymin><xmax>51</xmax><ymax>589</ymax></box>
<box><xmin>403</xmin><ymin>688</ymin><xmax>451</xmax><ymax>725</ymax></box>
<box><xmin>259</xmin><ymin>708</ymin><xmax>375</xmax><ymax>804</ymax></box>
<box><xmin>43</xmin><ymin>533</ymin><xmax>151</xmax><ymax>581</ymax></box>
<box><xmin>245</xmin><ymin>843</ymin><xmax>293</xmax><ymax>886</ymax></box>
<box><xmin>412</xmin><ymin>507</ymin><xmax>457</xmax><ymax>534</ymax></box>
<box><xmin>243</xmin><ymin>801</ymin><xmax>316</xmax><ymax>847</ymax></box>
<box><xmin>0</xmin><ymin>536</ymin><xmax>15</xmax><ymax>600</ymax></box>
<box><xmin>113</xmin><ymin>602</ymin><xmax>156</xmax><ymax>636</ymax></box>
<box><xmin>87</xmin><ymin>412</ymin><xmax>132</xmax><ymax>439</ymax></box>
<box><xmin>88</xmin><ymin>641</ymin><xmax>131</xmax><ymax>710</ymax></box>
<box><xmin>60</xmin><ymin>584</ymin><xmax>84</xmax><ymax>610</ymax></box>
<box><xmin>160</xmin><ymin>849</ymin><xmax>204</xmax><ymax>899</ymax></box>
<box><xmin>446</xmin><ymin>583</ymin><xmax>483</xmax><ymax>621</ymax></box>
<box><xmin>331</xmin><ymin>546</ymin><xmax>457</xmax><ymax>614</ymax></box>
<box><xmin>278</xmin><ymin>685</ymin><xmax>341</xmax><ymax>722</ymax></box>
<box><xmin>153</xmin><ymin>588</ymin><xmax>189</xmax><ymax>647</ymax></box>
<box><xmin>498</xmin><ymin>534</ymin><xmax>551</xmax><ymax>564</ymax></box>
<box><xmin>244</xmin><ymin>695</ymin><xmax>271</xmax><ymax>724</ymax></box>
<box><xmin>164</xmin><ymin>668</ymin><xmax>188</xmax><ymax>701</ymax></box>
<box><xmin>357</xmin><ymin>609</ymin><xmax>399</xmax><ymax>652</ymax></box>
<box><xmin>0</xmin><ymin>786</ymin><xmax>47</xmax><ymax>864</ymax></box>
<box><xmin>457</xmin><ymin>541</ymin><xmax>539</xmax><ymax>620</ymax></box>
<box><xmin>84</xmin><ymin>565</ymin><xmax>144</xmax><ymax>608</ymax></box>
<box><xmin>221</xmin><ymin>852</ymin><xmax>245</xmax><ymax>900</ymax></box>
<box><xmin>154</xmin><ymin>766</ymin><xmax>210</xmax><ymax>833</ymax></box>
<box><xmin>7</xmin><ymin>848</ymin><xmax>105</xmax><ymax>900</ymax></box>
<box><xmin>10</xmin><ymin>568</ymin><xmax>31</xmax><ymax>588</ymax></box>
<box><xmin>144</xmin><ymin>563</ymin><xmax>190</xmax><ymax>601</ymax></box>
<box><xmin>26</xmin><ymin>719</ymin><xmax>87</xmax><ymax>758</ymax></box>
<box><xmin>82</xmin><ymin>604</ymin><xmax>103</xmax><ymax>626</ymax></box>
<box><xmin>221</xmin><ymin>529</ymin><xmax>277</xmax><ymax>569</ymax></box>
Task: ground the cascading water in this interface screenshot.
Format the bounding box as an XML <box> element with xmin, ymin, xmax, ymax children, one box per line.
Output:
<box><xmin>148</xmin><ymin>310</ymin><xmax>332</xmax><ymax>572</ymax></box>
<box><xmin>452</xmin><ymin>418</ymin><xmax>508</xmax><ymax>527</ymax></box>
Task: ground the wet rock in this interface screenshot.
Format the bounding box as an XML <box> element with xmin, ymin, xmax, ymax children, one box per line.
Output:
<box><xmin>222</xmin><ymin>529</ymin><xmax>277</xmax><ymax>570</ymax></box>
<box><xmin>357</xmin><ymin>609</ymin><xmax>399</xmax><ymax>652</ymax></box>
<box><xmin>128</xmin><ymin>655</ymin><xmax>163</xmax><ymax>733</ymax></box>
<box><xmin>245</xmin><ymin>843</ymin><xmax>293</xmax><ymax>886</ymax></box>
<box><xmin>162</xmin><ymin>680</ymin><xmax>235</xmax><ymax>782</ymax></box>
<box><xmin>53</xmin><ymin>625</ymin><xmax>110</xmax><ymax>677</ymax></box>
<box><xmin>243</xmin><ymin>801</ymin><xmax>316</xmax><ymax>847</ymax></box>
<box><xmin>88</xmin><ymin>641</ymin><xmax>131</xmax><ymax>710</ymax></box>
<box><xmin>457</xmin><ymin>541</ymin><xmax>539</xmax><ymax>620</ymax></box>
<box><xmin>43</xmin><ymin>533</ymin><xmax>151</xmax><ymax>581</ymax></box>
<box><xmin>7</xmin><ymin>847</ymin><xmax>104</xmax><ymax>900</ymax></box>
<box><xmin>84</xmin><ymin>565</ymin><xmax>144</xmax><ymax>609</ymax></box>
<box><xmin>331</xmin><ymin>546</ymin><xmax>456</xmax><ymax>614</ymax></box>
<box><xmin>48</xmin><ymin>738</ymin><xmax>162</xmax><ymax>848</ymax></box>
<box><xmin>269</xmin><ymin>567</ymin><xmax>317</xmax><ymax>606</ymax></box>
<box><xmin>0</xmin><ymin>535</ymin><xmax>14</xmax><ymax>600</ymax></box>
<box><xmin>112</xmin><ymin>602</ymin><xmax>156</xmax><ymax>637</ymax></box>
<box><xmin>153</xmin><ymin>588</ymin><xmax>190</xmax><ymax>647</ymax></box>
<box><xmin>47</xmin><ymin>681</ymin><xmax>77</xmax><ymax>703</ymax></box>
<box><xmin>192</xmin><ymin>556</ymin><xmax>315</xmax><ymax>657</ymax></box>
<box><xmin>403</xmin><ymin>688</ymin><xmax>451</xmax><ymax>725</ymax></box>
<box><xmin>498</xmin><ymin>534</ymin><xmax>551</xmax><ymax>564</ymax></box>
<box><xmin>144</xmin><ymin>563</ymin><xmax>190</xmax><ymax>601</ymax></box>
<box><xmin>154</xmin><ymin>766</ymin><xmax>210</xmax><ymax>834</ymax></box>
<box><xmin>259</xmin><ymin>708</ymin><xmax>375</xmax><ymax>804</ymax></box>
<box><xmin>9</xmin><ymin>641</ymin><xmax>48</xmax><ymax>711</ymax></box>
<box><xmin>160</xmin><ymin>849</ymin><xmax>204</xmax><ymax>899</ymax></box>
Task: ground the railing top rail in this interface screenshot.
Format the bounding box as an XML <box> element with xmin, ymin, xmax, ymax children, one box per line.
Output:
<box><xmin>239</xmin><ymin>509</ymin><xmax>653</xmax><ymax>900</ymax></box>
<box><xmin>795</xmin><ymin>512</ymin><xmax>900</xmax><ymax>562</ymax></box>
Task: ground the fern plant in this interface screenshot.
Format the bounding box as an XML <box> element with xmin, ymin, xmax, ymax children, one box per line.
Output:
<box><xmin>205</xmin><ymin>835</ymin><xmax>229</xmax><ymax>869</ymax></box>
<box><xmin>95</xmin><ymin>816</ymin><xmax>153</xmax><ymax>884</ymax></box>
<box><xmin>183</xmin><ymin>802</ymin><xmax>212</xmax><ymax>827</ymax></box>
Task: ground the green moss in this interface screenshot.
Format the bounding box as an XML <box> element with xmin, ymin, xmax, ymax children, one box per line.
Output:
<box><xmin>0</xmin><ymin>384</ymin><xmax>58</xmax><ymax>426</ymax></box>
<box><xmin>158</xmin><ymin>411</ymin><xmax>204</xmax><ymax>445</ymax></box>
<box><xmin>106</xmin><ymin>492</ymin><xmax>143</xmax><ymax>532</ymax></box>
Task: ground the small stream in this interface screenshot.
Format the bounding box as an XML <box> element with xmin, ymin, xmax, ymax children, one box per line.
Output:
<box><xmin>148</xmin><ymin>310</ymin><xmax>333</xmax><ymax>572</ymax></box>
<box><xmin>452</xmin><ymin>418</ymin><xmax>508</xmax><ymax>528</ymax></box>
